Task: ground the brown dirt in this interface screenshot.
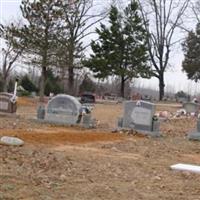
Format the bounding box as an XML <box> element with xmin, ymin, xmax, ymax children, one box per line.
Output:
<box><xmin>1</xmin><ymin>128</ymin><xmax>125</xmax><ymax>145</ymax></box>
<box><xmin>0</xmin><ymin>97</ymin><xmax>200</xmax><ymax>200</ymax></box>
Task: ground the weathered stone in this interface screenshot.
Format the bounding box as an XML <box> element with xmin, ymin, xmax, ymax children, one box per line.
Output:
<box><xmin>0</xmin><ymin>136</ymin><xmax>24</xmax><ymax>146</ymax></box>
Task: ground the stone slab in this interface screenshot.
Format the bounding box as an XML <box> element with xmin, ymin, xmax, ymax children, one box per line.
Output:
<box><xmin>171</xmin><ymin>163</ymin><xmax>200</xmax><ymax>174</ymax></box>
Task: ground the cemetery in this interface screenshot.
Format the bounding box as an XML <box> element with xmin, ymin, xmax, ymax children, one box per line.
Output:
<box><xmin>0</xmin><ymin>96</ymin><xmax>200</xmax><ymax>200</ymax></box>
<box><xmin>1</xmin><ymin>0</ymin><xmax>200</xmax><ymax>199</ymax></box>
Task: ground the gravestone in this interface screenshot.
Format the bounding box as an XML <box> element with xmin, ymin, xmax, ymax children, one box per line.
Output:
<box><xmin>119</xmin><ymin>100</ymin><xmax>160</xmax><ymax>136</ymax></box>
<box><xmin>0</xmin><ymin>79</ymin><xmax>18</xmax><ymax>114</ymax></box>
<box><xmin>188</xmin><ymin>119</ymin><xmax>200</xmax><ymax>141</ymax></box>
<box><xmin>45</xmin><ymin>94</ymin><xmax>82</xmax><ymax>125</ymax></box>
<box><xmin>0</xmin><ymin>93</ymin><xmax>17</xmax><ymax>113</ymax></box>
<box><xmin>183</xmin><ymin>102</ymin><xmax>200</xmax><ymax>114</ymax></box>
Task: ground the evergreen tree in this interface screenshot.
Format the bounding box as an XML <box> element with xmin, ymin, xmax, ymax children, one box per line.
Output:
<box><xmin>84</xmin><ymin>1</ymin><xmax>150</xmax><ymax>97</ymax></box>
<box><xmin>44</xmin><ymin>69</ymin><xmax>63</xmax><ymax>96</ymax></box>
<box><xmin>21</xmin><ymin>75</ymin><xmax>38</xmax><ymax>92</ymax></box>
<box><xmin>79</xmin><ymin>74</ymin><xmax>96</xmax><ymax>93</ymax></box>
<box><xmin>182</xmin><ymin>23</ymin><xmax>200</xmax><ymax>82</ymax></box>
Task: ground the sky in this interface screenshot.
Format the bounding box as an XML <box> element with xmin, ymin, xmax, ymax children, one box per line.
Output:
<box><xmin>0</xmin><ymin>0</ymin><xmax>199</xmax><ymax>95</ymax></box>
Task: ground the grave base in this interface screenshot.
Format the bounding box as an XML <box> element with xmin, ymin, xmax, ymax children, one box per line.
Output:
<box><xmin>32</xmin><ymin>118</ymin><xmax>96</xmax><ymax>129</ymax></box>
<box><xmin>118</xmin><ymin>117</ymin><xmax>161</xmax><ymax>137</ymax></box>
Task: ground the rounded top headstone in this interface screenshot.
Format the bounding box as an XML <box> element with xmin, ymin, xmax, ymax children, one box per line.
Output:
<box><xmin>46</xmin><ymin>94</ymin><xmax>82</xmax><ymax>116</ymax></box>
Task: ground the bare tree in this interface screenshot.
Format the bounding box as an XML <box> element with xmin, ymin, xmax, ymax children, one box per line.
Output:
<box><xmin>137</xmin><ymin>0</ymin><xmax>190</xmax><ymax>100</ymax></box>
<box><xmin>191</xmin><ymin>0</ymin><xmax>200</xmax><ymax>22</ymax></box>
<box><xmin>0</xmin><ymin>24</ymin><xmax>23</xmax><ymax>92</ymax></box>
<box><xmin>57</xmin><ymin>0</ymin><xmax>107</xmax><ymax>95</ymax></box>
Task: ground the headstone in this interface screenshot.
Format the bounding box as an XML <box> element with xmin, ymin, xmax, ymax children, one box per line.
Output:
<box><xmin>188</xmin><ymin>119</ymin><xmax>200</xmax><ymax>141</ymax></box>
<box><xmin>82</xmin><ymin>114</ymin><xmax>94</xmax><ymax>128</ymax></box>
<box><xmin>45</xmin><ymin>94</ymin><xmax>82</xmax><ymax>125</ymax></box>
<box><xmin>183</xmin><ymin>102</ymin><xmax>200</xmax><ymax>114</ymax></box>
<box><xmin>0</xmin><ymin>136</ymin><xmax>24</xmax><ymax>146</ymax></box>
<box><xmin>37</xmin><ymin>105</ymin><xmax>45</xmax><ymax>119</ymax></box>
<box><xmin>119</xmin><ymin>100</ymin><xmax>160</xmax><ymax>136</ymax></box>
<box><xmin>0</xmin><ymin>93</ymin><xmax>17</xmax><ymax>113</ymax></box>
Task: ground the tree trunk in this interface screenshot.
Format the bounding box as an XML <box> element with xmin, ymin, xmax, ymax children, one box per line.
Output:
<box><xmin>68</xmin><ymin>67</ymin><xmax>74</xmax><ymax>95</ymax></box>
<box><xmin>2</xmin><ymin>76</ymin><xmax>8</xmax><ymax>92</ymax></box>
<box><xmin>67</xmin><ymin>48</ymin><xmax>74</xmax><ymax>95</ymax></box>
<box><xmin>120</xmin><ymin>76</ymin><xmax>125</xmax><ymax>98</ymax></box>
<box><xmin>39</xmin><ymin>66</ymin><xmax>47</xmax><ymax>102</ymax></box>
<box><xmin>159</xmin><ymin>73</ymin><xmax>165</xmax><ymax>101</ymax></box>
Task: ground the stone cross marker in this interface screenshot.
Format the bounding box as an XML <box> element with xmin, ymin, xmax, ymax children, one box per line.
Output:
<box><xmin>119</xmin><ymin>100</ymin><xmax>160</xmax><ymax>136</ymax></box>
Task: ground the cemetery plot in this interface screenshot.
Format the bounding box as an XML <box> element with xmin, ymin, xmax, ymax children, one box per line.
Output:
<box><xmin>0</xmin><ymin>97</ymin><xmax>200</xmax><ymax>200</ymax></box>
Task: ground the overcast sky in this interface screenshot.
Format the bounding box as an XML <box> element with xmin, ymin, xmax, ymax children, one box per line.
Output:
<box><xmin>0</xmin><ymin>0</ymin><xmax>199</xmax><ymax>95</ymax></box>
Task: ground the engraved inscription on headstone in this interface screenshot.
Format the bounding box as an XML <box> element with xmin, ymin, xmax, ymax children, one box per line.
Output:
<box><xmin>131</xmin><ymin>107</ymin><xmax>152</xmax><ymax>126</ymax></box>
<box><xmin>0</xmin><ymin>101</ymin><xmax>9</xmax><ymax>110</ymax></box>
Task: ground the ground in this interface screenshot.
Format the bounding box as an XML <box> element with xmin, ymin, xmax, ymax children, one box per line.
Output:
<box><xmin>0</xmin><ymin>97</ymin><xmax>200</xmax><ymax>200</ymax></box>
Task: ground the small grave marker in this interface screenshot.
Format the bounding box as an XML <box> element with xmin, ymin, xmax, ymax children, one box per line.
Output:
<box><xmin>188</xmin><ymin>119</ymin><xmax>200</xmax><ymax>141</ymax></box>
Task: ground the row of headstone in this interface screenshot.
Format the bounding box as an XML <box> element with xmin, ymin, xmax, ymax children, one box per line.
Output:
<box><xmin>37</xmin><ymin>95</ymin><xmax>200</xmax><ymax>139</ymax></box>
<box><xmin>118</xmin><ymin>100</ymin><xmax>200</xmax><ymax>139</ymax></box>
